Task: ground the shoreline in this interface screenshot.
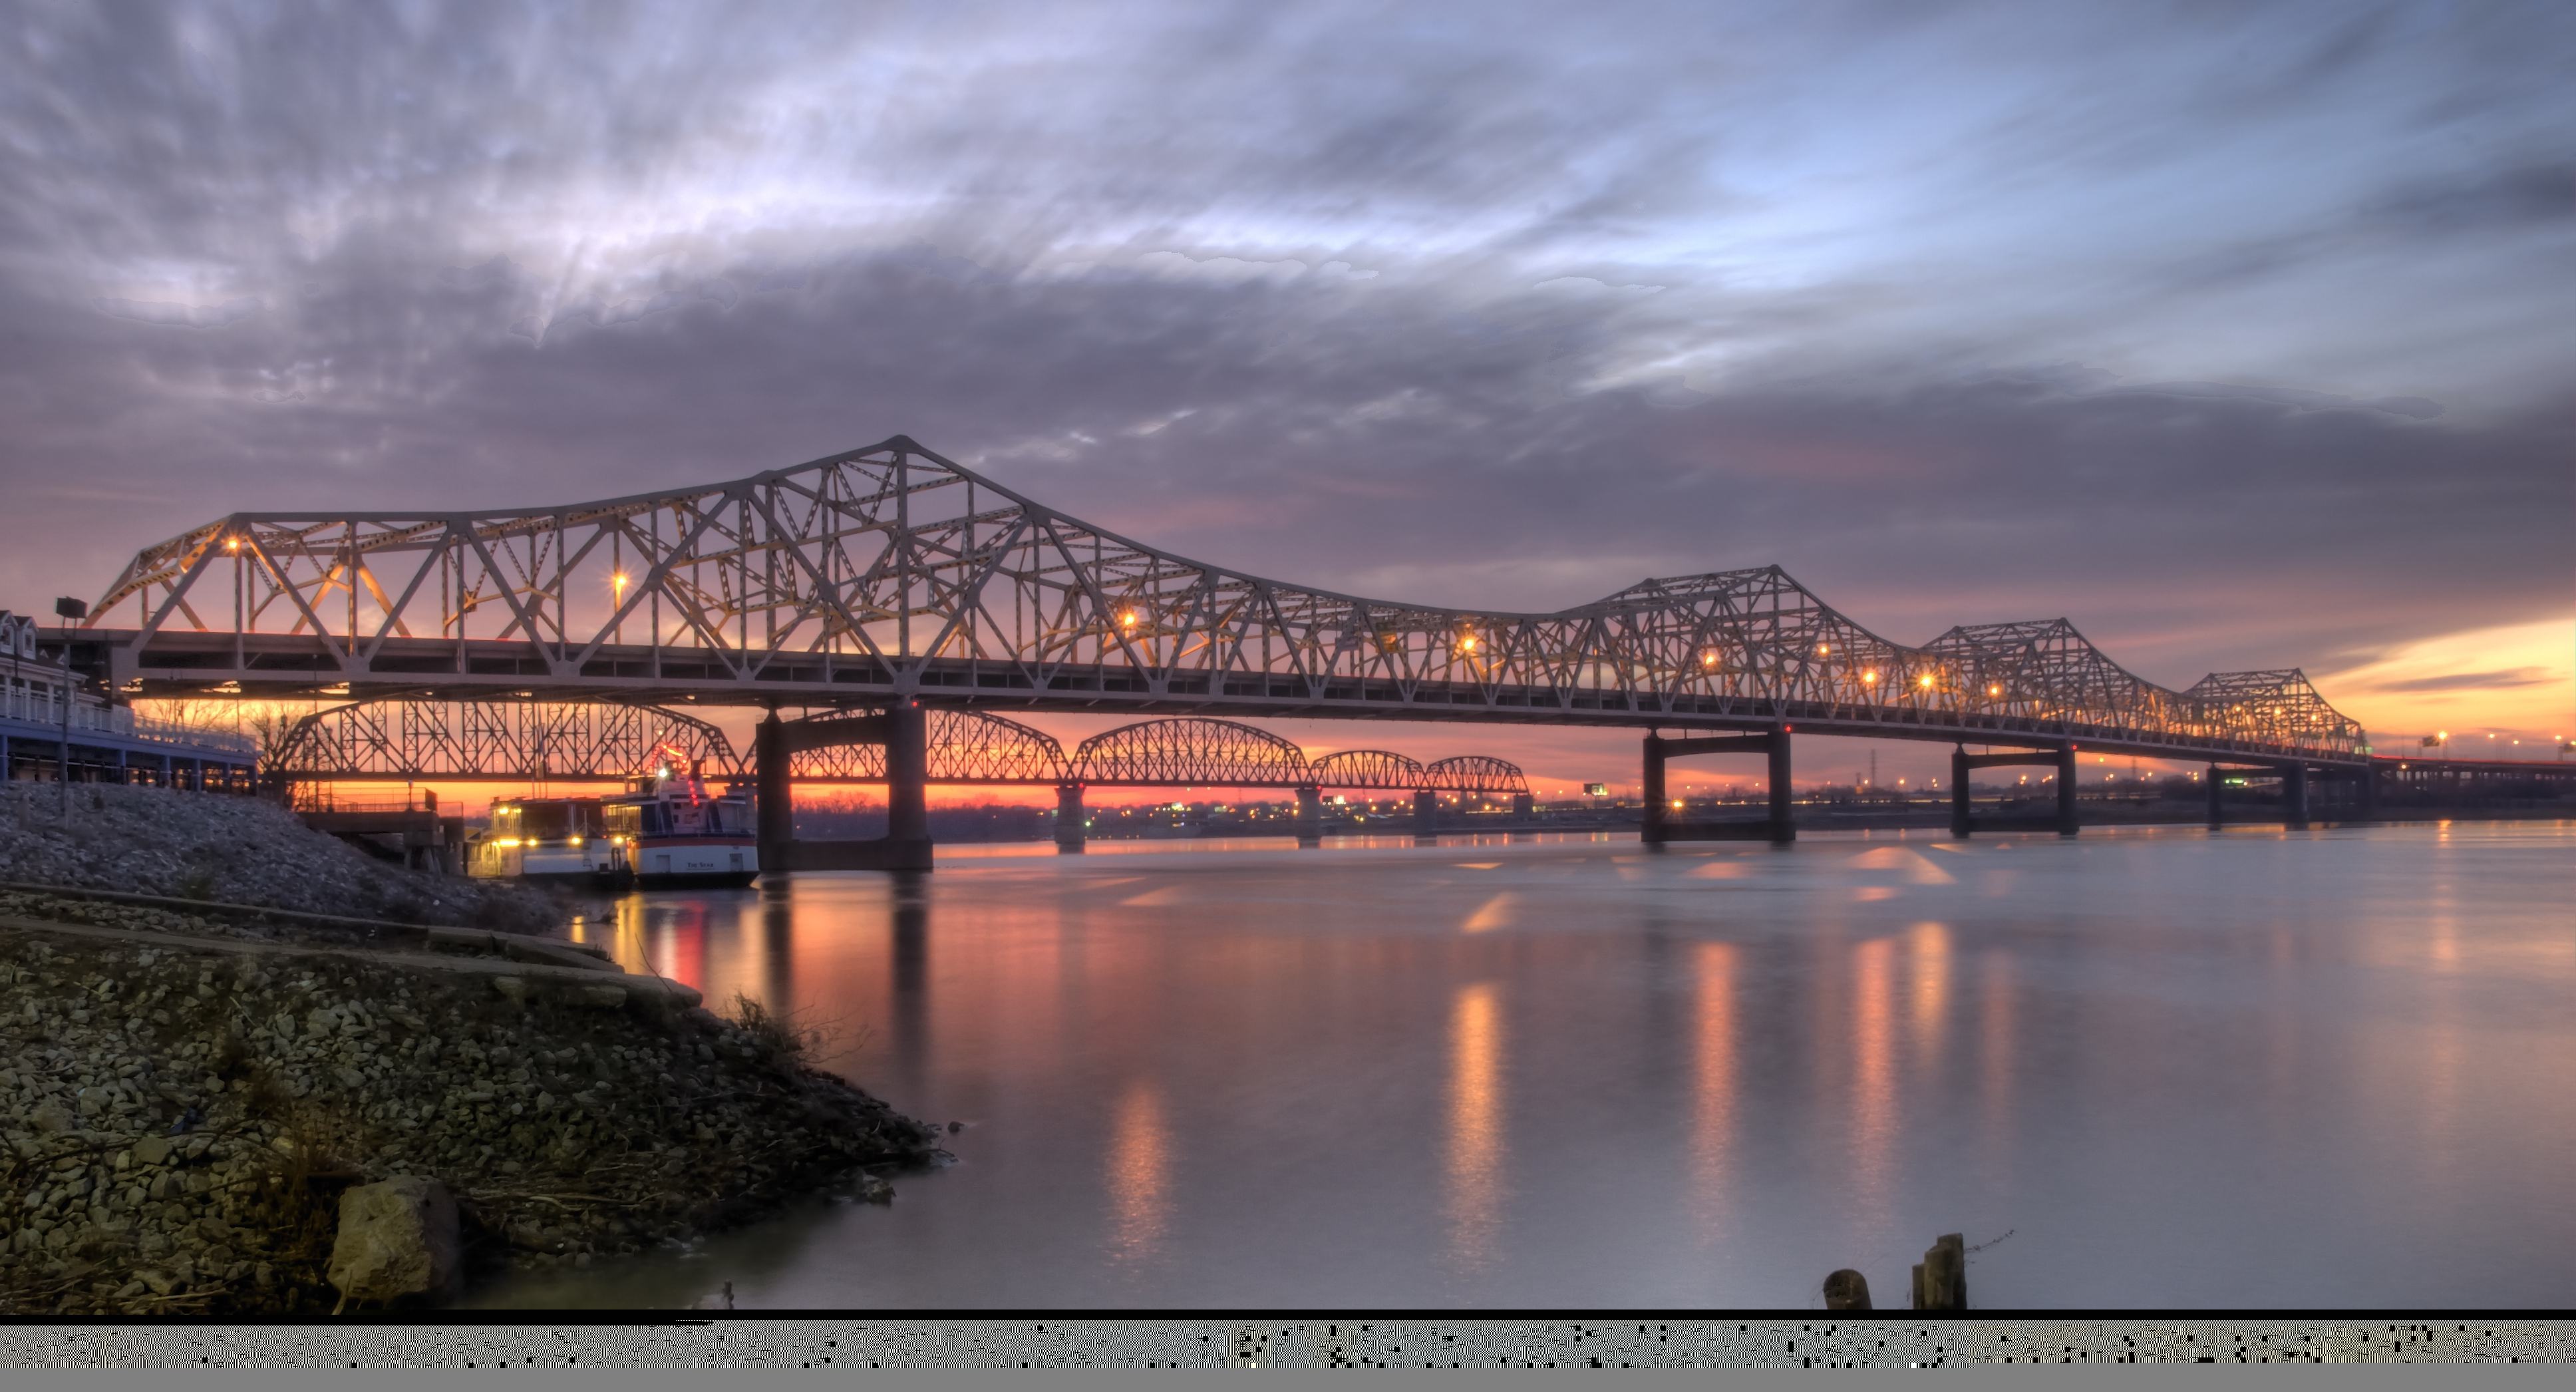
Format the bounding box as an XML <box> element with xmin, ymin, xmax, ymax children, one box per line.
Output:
<box><xmin>0</xmin><ymin>884</ymin><xmax>940</xmax><ymax>1315</ymax></box>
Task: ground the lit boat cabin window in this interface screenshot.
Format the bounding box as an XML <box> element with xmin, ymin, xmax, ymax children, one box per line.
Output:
<box><xmin>490</xmin><ymin>798</ymin><xmax>604</xmax><ymax>840</ymax></box>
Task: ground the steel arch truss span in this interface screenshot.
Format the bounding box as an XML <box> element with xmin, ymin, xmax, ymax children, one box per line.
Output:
<box><xmin>1307</xmin><ymin>749</ymin><xmax>1426</xmax><ymax>790</ymax></box>
<box><xmin>1418</xmin><ymin>755</ymin><xmax>1530</xmax><ymax>794</ymax></box>
<box><xmin>790</xmin><ymin>708</ymin><xmax>1066</xmax><ymax>784</ymax></box>
<box><xmin>267</xmin><ymin>701</ymin><xmax>742</xmax><ymax>783</ymax></box>
<box><xmin>92</xmin><ymin>434</ymin><xmax>2364</xmax><ymax>766</ymax></box>
<box><xmin>275</xmin><ymin>699</ymin><xmax>1531</xmax><ymax>793</ymax></box>
<box><xmin>1072</xmin><ymin>717</ymin><xmax>1305</xmax><ymax>787</ymax></box>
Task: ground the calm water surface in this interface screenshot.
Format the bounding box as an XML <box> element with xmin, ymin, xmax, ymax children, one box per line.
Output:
<box><xmin>473</xmin><ymin>822</ymin><xmax>2576</xmax><ymax>1309</ymax></box>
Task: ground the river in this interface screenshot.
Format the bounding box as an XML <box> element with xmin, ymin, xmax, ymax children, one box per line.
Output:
<box><xmin>466</xmin><ymin>820</ymin><xmax>2576</xmax><ymax>1309</ymax></box>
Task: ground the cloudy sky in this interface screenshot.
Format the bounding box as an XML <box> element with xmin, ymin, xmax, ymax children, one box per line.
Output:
<box><xmin>1</xmin><ymin>1</ymin><xmax>2567</xmax><ymax>786</ymax></box>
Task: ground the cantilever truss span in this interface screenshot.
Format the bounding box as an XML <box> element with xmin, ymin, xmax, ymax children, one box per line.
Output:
<box><xmin>90</xmin><ymin>435</ymin><xmax>2364</xmax><ymax>767</ymax></box>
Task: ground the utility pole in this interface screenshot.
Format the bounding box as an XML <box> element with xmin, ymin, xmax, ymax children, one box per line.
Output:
<box><xmin>53</xmin><ymin>597</ymin><xmax>86</xmax><ymax>819</ymax></box>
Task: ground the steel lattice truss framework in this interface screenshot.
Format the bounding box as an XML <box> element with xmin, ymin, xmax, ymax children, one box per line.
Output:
<box><xmin>257</xmin><ymin>703</ymin><xmax>1530</xmax><ymax>792</ymax></box>
<box><xmin>266</xmin><ymin>701</ymin><xmax>738</xmax><ymax>782</ymax></box>
<box><xmin>87</xmin><ymin>435</ymin><xmax>2366</xmax><ymax>766</ymax></box>
<box><xmin>785</xmin><ymin>713</ymin><xmax>1534</xmax><ymax>791</ymax></box>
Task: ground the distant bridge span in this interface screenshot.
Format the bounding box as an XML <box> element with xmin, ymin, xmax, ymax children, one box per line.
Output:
<box><xmin>267</xmin><ymin>702</ymin><xmax>1529</xmax><ymax>792</ymax></box>
<box><xmin>75</xmin><ymin>435</ymin><xmax>2362</xmax><ymax>773</ymax></box>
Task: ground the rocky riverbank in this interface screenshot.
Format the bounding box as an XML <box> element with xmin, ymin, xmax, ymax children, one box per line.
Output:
<box><xmin>0</xmin><ymin>785</ymin><xmax>943</xmax><ymax>1315</ymax></box>
<box><xmin>0</xmin><ymin>782</ymin><xmax>562</xmax><ymax>933</ymax></box>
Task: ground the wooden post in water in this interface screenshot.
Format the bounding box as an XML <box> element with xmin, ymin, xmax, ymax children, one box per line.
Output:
<box><xmin>1911</xmin><ymin>1232</ymin><xmax>1966</xmax><ymax>1309</ymax></box>
<box><xmin>1822</xmin><ymin>1268</ymin><xmax>1872</xmax><ymax>1310</ymax></box>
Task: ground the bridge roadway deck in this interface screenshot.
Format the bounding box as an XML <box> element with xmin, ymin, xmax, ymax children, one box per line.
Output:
<box><xmin>93</xmin><ymin>631</ymin><xmax>2364</xmax><ymax>771</ymax></box>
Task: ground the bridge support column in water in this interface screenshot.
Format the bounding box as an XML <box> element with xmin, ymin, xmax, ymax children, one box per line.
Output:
<box><xmin>760</xmin><ymin>702</ymin><xmax>934</xmax><ymax>873</ymax></box>
<box><xmin>1949</xmin><ymin>742</ymin><xmax>2078</xmax><ymax>837</ymax></box>
<box><xmin>1294</xmin><ymin>784</ymin><xmax>1323</xmax><ymax>848</ymax></box>
<box><xmin>755</xmin><ymin>710</ymin><xmax>791</xmax><ymax>864</ymax></box>
<box><xmin>886</xmin><ymin>700</ymin><xmax>929</xmax><ymax>844</ymax></box>
<box><xmin>1641</xmin><ymin>727</ymin><xmax>1794</xmax><ymax>844</ymax></box>
<box><xmin>2284</xmin><ymin>763</ymin><xmax>2309</xmax><ymax>830</ymax></box>
<box><xmin>1054</xmin><ymin>783</ymin><xmax>1086</xmax><ymax>852</ymax></box>
<box><xmin>2207</xmin><ymin>763</ymin><xmax>2225</xmax><ymax>830</ymax></box>
<box><xmin>1769</xmin><ymin>729</ymin><xmax>1794</xmax><ymax>843</ymax></box>
<box><xmin>1641</xmin><ymin>733</ymin><xmax>1667</xmax><ymax>843</ymax></box>
<box><xmin>2057</xmin><ymin>743</ymin><xmax>2080</xmax><ymax>836</ymax></box>
<box><xmin>1413</xmin><ymin>788</ymin><xmax>1439</xmax><ymax>842</ymax></box>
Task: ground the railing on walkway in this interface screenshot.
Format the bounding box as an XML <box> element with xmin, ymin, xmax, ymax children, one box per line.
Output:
<box><xmin>0</xmin><ymin>687</ymin><xmax>259</xmax><ymax>755</ymax></box>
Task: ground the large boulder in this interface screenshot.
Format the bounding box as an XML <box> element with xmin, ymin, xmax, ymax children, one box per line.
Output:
<box><xmin>326</xmin><ymin>1176</ymin><xmax>460</xmax><ymax>1311</ymax></box>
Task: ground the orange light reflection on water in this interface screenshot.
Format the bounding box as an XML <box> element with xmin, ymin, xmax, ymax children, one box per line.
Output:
<box><xmin>1104</xmin><ymin>1080</ymin><xmax>1173</xmax><ymax>1270</ymax></box>
<box><xmin>1909</xmin><ymin>921</ymin><xmax>1951</xmax><ymax>1078</ymax></box>
<box><xmin>1689</xmin><ymin>943</ymin><xmax>1737</xmax><ymax>1243</ymax></box>
<box><xmin>1848</xmin><ymin>936</ymin><xmax>1896</xmax><ymax>1227</ymax></box>
<box><xmin>1444</xmin><ymin>981</ymin><xmax>1506</xmax><ymax>1276</ymax></box>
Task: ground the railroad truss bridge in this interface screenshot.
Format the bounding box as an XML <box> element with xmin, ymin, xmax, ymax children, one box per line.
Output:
<box><xmin>68</xmin><ymin>435</ymin><xmax>2397</xmax><ymax>866</ymax></box>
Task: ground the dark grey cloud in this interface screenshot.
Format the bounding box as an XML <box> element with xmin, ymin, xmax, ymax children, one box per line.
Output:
<box><xmin>0</xmin><ymin>0</ymin><xmax>2567</xmax><ymax>728</ymax></box>
<box><xmin>2364</xmin><ymin>669</ymin><xmax>2557</xmax><ymax>695</ymax></box>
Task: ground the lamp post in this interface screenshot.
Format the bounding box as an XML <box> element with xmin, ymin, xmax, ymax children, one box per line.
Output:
<box><xmin>53</xmin><ymin>596</ymin><xmax>86</xmax><ymax>819</ymax></box>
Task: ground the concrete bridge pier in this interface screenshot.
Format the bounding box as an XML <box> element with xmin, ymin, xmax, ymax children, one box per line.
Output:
<box><xmin>1294</xmin><ymin>784</ymin><xmax>1323</xmax><ymax>847</ymax></box>
<box><xmin>2056</xmin><ymin>743</ymin><xmax>2079</xmax><ymax>836</ymax></box>
<box><xmin>1054</xmin><ymin>783</ymin><xmax>1086</xmax><ymax>852</ymax></box>
<box><xmin>757</xmin><ymin>701</ymin><xmax>934</xmax><ymax>874</ymax></box>
<box><xmin>1769</xmin><ymin>730</ymin><xmax>1794</xmax><ymax>844</ymax></box>
<box><xmin>1641</xmin><ymin>733</ymin><xmax>1668</xmax><ymax>844</ymax></box>
<box><xmin>1510</xmin><ymin>790</ymin><xmax>1535</xmax><ymax>840</ymax></box>
<box><xmin>2283</xmin><ymin>763</ymin><xmax>2310</xmax><ymax>830</ymax></box>
<box><xmin>1641</xmin><ymin>727</ymin><xmax>1794</xmax><ymax>845</ymax></box>
<box><xmin>2207</xmin><ymin>763</ymin><xmax>2224</xmax><ymax>830</ymax></box>
<box><xmin>885</xmin><ymin>701</ymin><xmax>928</xmax><ymax>845</ymax></box>
<box><xmin>1949</xmin><ymin>741</ymin><xmax>2078</xmax><ymax>837</ymax></box>
<box><xmin>755</xmin><ymin>710</ymin><xmax>792</xmax><ymax>859</ymax></box>
<box><xmin>1413</xmin><ymin>788</ymin><xmax>1440</xmax><ymax>842</ymax></box>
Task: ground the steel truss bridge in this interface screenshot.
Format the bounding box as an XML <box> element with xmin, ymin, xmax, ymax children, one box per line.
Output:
<box><xmin>67</xmin><ymin>432</ymin><xmax>2416</xmax><ymax>862</ymax></box>
<box><xmin>81</xmin><ymin>435</ymin><xmax>2362</xmax><ymax>769</ymax></box>
<box><xmin>265</xmin><ymin>701</ymin><xmax>1528</xmax><ymax>794</ymax></box>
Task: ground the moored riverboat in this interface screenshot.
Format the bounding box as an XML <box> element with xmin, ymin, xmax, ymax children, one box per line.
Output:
<box><xmin>603</xmin><ymin>749</ymin><xmax>760</xmax><ymax>889</ymax></box>
<box><xmin>464</xmin><ymin>795</ymin><xmax>624</xmax><ymax>887</ymax></box>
